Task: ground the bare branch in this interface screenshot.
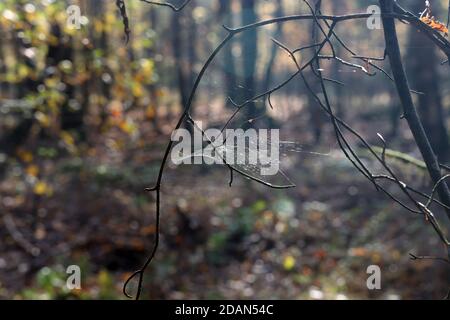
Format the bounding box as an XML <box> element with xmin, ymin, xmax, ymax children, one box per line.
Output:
<box><xmin>140</xmin><ymin>0</ymin><xmax>192</xmax><ymax>12</ymax></box>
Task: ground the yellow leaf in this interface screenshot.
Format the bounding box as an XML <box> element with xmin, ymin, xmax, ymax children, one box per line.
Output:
<box><xmin>17</xmin><ymin>149</ymin><xmax>33</xmax><ymax>163</ymax></box>
<box><xmin>145</xmin><ymin>105</ymin><xmax>156</xmax><ymax>120</ymax></box>
<box><xmin>132</xmin><ymin>83</ymin><xmax>143</xmax><ymax>97</ymax></box>
<box><xmin>139</xmin><ymin>58</ymin><xmax>154</xmax><ymax>77</ymax></box>
<box><xmin>283</xmin><ymin>255</ymin><xmax>296</xmax><ymax>271</ymax></box>
<box><xmin>33</xmin><ymin>181</ymin><xmax>53</xmax><ymax>196</ymax></box>
<box><xmin>98</xmin><ymin>269</ymin><xmax>112</xmax><ymax>287</ymax></box>
<box><xmin>35</xmin><ymin>111</ymin><xmax>50</xmax><ymax>127</ymax></box>
<box><xmin>61</xmin><ymin>131</ymin><xmax>75</xmax><ymax>146</ymax></box>
<box><xmin>349</xmin><ymin>247</ymin><xmax>368</xmax><ymax>257</ymax></box>
<box><xmin>26</xmin><ymin>165</ymin><xmax>39</xmax><ymax>177</ymax></box>
<box><xmin>119</xmin><ymin>119</ymin><xmax>137</xmax><ymax>135</ymax></box>
<box><xmin>34</xmin><ymin>181</ymin><xmax>48</xmax><ymax>195</ymax></box>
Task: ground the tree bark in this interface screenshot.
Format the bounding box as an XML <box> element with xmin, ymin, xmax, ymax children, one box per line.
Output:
<box><xmin>380</xmin><ymin>0</ymin><xmax>450</xmax><ymax>219</ymax></box>
<box><xmin>306</xmin><ymin>0</ymin><xmax>325</xmax><ymax>142</ymax></box>
<box><xmin>171</xmin><ymin>11</ymin><xmax>190</xmax><ymax>110</ymax></box>
<box><xmin>241</xmin><ymin>0</ymin><xmax>258</xmax><ymax>119</ymax></box>
<box><xmin>406</xmin><ymin>0</ymin><xmax>449</xmax><ymax>161</ymax></box>
<box><xmin>263</xmin><ymin>0</ymin><xmax>283</xmax><ymax>92</ymax></box>
<box><xmin>219</xmin><ymin>0</ymin><xmax>237</xmax><ymax>100</ymax></box>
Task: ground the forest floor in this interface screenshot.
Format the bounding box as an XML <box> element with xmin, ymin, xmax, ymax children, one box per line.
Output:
<box><xmin>0</xmin><ymin>97</ymin><xmax>449</xmax><ymax>300</ymax></box>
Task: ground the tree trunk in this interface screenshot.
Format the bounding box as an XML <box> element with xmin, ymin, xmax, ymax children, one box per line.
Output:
<box><xmin>219</xmin><ymin>0</ymin><xmax>237</xmax><ymax>100</ymax></box>
<box><xmin>380</xmin><ymin>0</ymin><xmax>450</xmax><ymax>220</ymax></box>
<box><xmin>172</xmin><ymin>11</ymin><xmax>190</xmax><ymax>110</ymax></box>
<box><xmin>406</xmin><ymin>0</ymin><xmax>449</xmax><ymax>161</ymax></box>
<box><xmin>306</xmin><ymin>0</ymin><xmax>325</xmax><ymax>142</ymax></box>
<box><xmin>186</xmin><ymin>2</ymin><xmax>197</xmax><ymax>97</ymax></box>
<box><xmin>241</xmin><ymin>0</ymin><xmax>258</xmax><ymax>119</ymax></box>
<box><xmin>263</xmin><ymin>0</ymin><xmax>283</xmax><ymax>92</ymax></box>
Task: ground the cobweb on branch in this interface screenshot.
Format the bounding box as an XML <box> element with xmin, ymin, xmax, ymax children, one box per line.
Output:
<box><xmin>178</xmin><ymin>120</ymin><xmax>331</xmax><ymax>188</ymax></box>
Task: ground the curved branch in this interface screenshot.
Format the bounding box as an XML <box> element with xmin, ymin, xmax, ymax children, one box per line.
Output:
<box><xmin>140</xmin><ymin>0</ymin><xmax>192</xmax><ymax>12</ymax></box>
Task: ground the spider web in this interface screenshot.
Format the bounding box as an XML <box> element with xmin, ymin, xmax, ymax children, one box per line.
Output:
<box><xmin>180</xmin><ymin>120</ymin><xmax>331</xmax><ymax>188</ymax></box>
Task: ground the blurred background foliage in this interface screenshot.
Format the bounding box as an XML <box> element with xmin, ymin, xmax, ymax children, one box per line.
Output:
<box><xmin>0</xmin><ymin>0</ymin><xmax>449</xmax><ymax>299</ymax></box>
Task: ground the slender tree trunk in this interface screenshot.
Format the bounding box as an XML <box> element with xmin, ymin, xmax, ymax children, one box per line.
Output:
<box><xmin>186</xmin><ymin>1</ymin><xmax>197</xmax><ymax>96</ymax></box>
<box><xmin>0</xmin><ymin>22</ymin><xmax>8</xmax><ymax>98</ymax></box>
<box><xmin>380</xmin><ymin>0</ymin><xmax>450</xmax><ymax>220</ymax></box>
<box><xmin>406</xmin><ymin>0</ymin><xmax>449</xmax><ymax>161</ymax></box>
<box><xmin>263</xmin><ymin>0</ymin><xmax>283</xmax><ymax>92</ymax></box>
<box><xmin>0</xmin><ymin>0</ymin><xmax>37</xmax><ymax>161</ymax></box>
<box><xmin>241</xmin><ymin>0</ymin><xmax>258</xmax><ymax>119</ymax></box>
<box><xmin>172</xmin><ymin>12</ymin><xmax>190</xmax><ymax>110</ymax></box>
<box><xmin>147</xmin><ymin>6</ymin><xmax>161</xmax><ymax>131</ymax></box>
<box><xmin>47</xmin><ymin>23</ymin><xmax>81</xmax><ymax>137</ymax></box>
<box><xmin>306</xmin><ymin>0</ymin><xmax>325</xmax><ymax>142</ymax></box>
<box><xmin>219</xmin><ymin>0</ymin><xmax>237</xmax><ymax>100</ymax></box>
<box><xmin>329</xmin><ymin>0</ymin><xmax>346</xmax><ymax>120</ymax></box>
